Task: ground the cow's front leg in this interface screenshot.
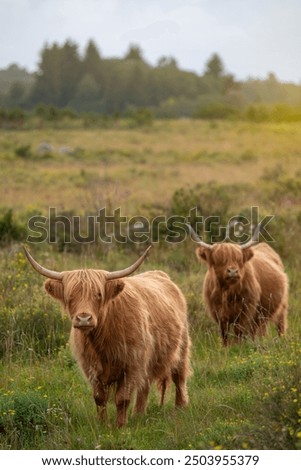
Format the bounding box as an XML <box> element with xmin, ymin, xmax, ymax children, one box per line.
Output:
<box><xmin>239</xmin><ymin>304</ymin><xmax>258</xmax><ymax>340</ymax></box>
<box><xmin>134</xmin><ymin>380</ymin><xmax>150</xmax><ymax>414</ymax></box>
<box><xmin>220</xmin><ymin>319</ymin><xmax>230</xmax><ymax>346</ymax></box>
<box><xmin>115</xmin><ymin>372</ymin><xmax>135</xmax><ymax>428</ymax></box>
<box><xmin>94</xmin><ymin>384</ymin><xmax>109</xmax><ymax>422</ymax></box>
<box><xmin>87</xmin><ymin>365</ymin><xmax>109</xmax><ymax>422</ymax></box>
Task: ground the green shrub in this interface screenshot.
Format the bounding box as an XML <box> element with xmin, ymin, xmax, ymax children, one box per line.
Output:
<box><xmin>0</xmin><ymin>391</ymin><xmax>49</xmax><ymax>446</ymax></box>
<box><xmin>126</xmin><ymin>107</ymin><xmax>154</xmax><ymax>127</ymax></box>
<box><xmin>245</xmin><ymin>105</ymin><xmax>270</xmax><ymax>122</ymax></box>
<box><xmin>0</xmin><ymin>209</ymin><xmax>25</xmax><ymax>244</ymax></box>
<box><xmin>237</xmin><ymin>346</ymin><xmax>301</xmax><ymax>449</ymax></box>
<box><xmin>15</xmin><ymin>144</ymin><xmax>32</xmax><ymax>158</ymax></box>
<box><xmin>171</xmin><ymin>182</ymin><xmax>234</xmax><ymax>242</ymax></box>
<box><xmin>195</xmin><ymin>102</ymin><xmax>239</xmax><ymax>120</ymax></box>
<box><xmin>7</xmin><ymin>108</ymin><xmax>25</xmax><ymax>127</ymax></box>
<box><xmin>35</xmin><ymin>104</ymin><xmax>57</xmax><ymax>121</ymax></box>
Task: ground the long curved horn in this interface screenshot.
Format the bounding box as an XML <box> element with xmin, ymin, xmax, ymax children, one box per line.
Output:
<box><xmin>185</xmin><ymin>224</ymin><xmax>212</xmax><ymax>249</ymax></box>
<box><xmin>240</xmin><ymin>223</ymin><xmax>261</xmax><ymax>249</ymax></box>
<box><xmin>106</xmin><ymin>245</ymin><xmax>153</xmax><ymax>280</ymax></box>
<box><xmin>23</xmin><ymin>246</ymin><xmax>63</xmax><ymax>280</ymax></box>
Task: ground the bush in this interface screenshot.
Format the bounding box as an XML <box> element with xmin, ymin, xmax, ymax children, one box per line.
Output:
<box><xmin>245</xmin><ymin>104</ymin><xmax>301</xmax><ymax>123</ymax></box>
<box><xmin>0</xmin><ymin>391</ymin><xmax>49</xmax><ymax>446</ymax></box>
<box><xmin>245</xmin><ymin>105</ymin><xmax>270</xmax><ymax>122</ymax></box>
<box><xmin>126</xmin><ymin>107</ymin><xmax>154</xmax><ymax>127</ymax></box>
<box><xmin>0</xmin><ymin>108</ymin><xmax>8</xmax><ymax>126</ymax></box>
<box><xmin>0</xmin><ymin>209</ymin><xmax>25</xmax><ymax>244</ymax></box>
<box><xmin>237</xmin><ymin>345</ymin><xmax>301</xmax><ymax>449</ymax></box>
<box><xmin>195</xmin><ymin>102</ymin><xmax>240</xmax><ymax>120</ymax></box>
<box><xmin>171</xmin><ymin>182</ymin><xmax>233</xmax><ymax>233</ymax></box>
<box><xmin>15</xmin><ymin>144</ymin><xmax>32</xmax><ymax>158</ymax></box>
<box><xmin>35</xmin><ymin>104</ymin><xmax>60</xmax><ymax>121</ymax></box>
<box><xmin>0</xmin><ymin>108</ymin><xmax>25</xmax><ymax>128</ymax></box>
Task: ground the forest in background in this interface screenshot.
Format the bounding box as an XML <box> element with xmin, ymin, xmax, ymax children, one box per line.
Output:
<box><xmin>1</xmin><ymin>39</ymin><xmax>301</xmax><ymax>121</ymax></box>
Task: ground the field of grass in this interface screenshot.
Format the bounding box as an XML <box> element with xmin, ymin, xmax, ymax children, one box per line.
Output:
<box><xmin>1</xmin><ymin>120</ymin><xmax>301</xmax><ymax>213</ymax></box>
<box><xmin>0</xmin><ymin>119</ymin><xmax>301</xmax><ymax>450</ymax></box>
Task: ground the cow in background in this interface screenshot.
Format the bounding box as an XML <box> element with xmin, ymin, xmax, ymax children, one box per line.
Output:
<box><xmin>187</xmin><ymin>225</ymin><xmax>288</xmax><ymax>346</ymax></box>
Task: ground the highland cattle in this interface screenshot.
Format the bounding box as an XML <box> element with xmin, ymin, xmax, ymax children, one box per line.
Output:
<box><xmin>187</xmin><ymin>225</ymin><xmax>288</xmax><ymax>346</ymax></box>
<box><xmin>24</xmin><ymin>246</ymin><xmax>191</xmax><ymax>427</ymax></box>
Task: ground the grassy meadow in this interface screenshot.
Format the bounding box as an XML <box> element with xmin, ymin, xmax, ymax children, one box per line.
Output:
<box><xmin>0</xmin><ymin>119</ymin><xmax>301</xmax><ymax>450</ymax></box>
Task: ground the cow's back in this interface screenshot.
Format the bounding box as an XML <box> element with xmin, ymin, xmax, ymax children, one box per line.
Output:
<box><xmin>124</xmin><ymin>270</ymin><xmax>190</xmax><ymax>381</ymax></box>
<box><xmin>252</xmin><ymin>242</ymin><xmax>284</xmax><ymax>269</ymax></box>
<box><xmin>251</xmin><ymin>243</ymin><xmax>288</xmax><ymax>317</ymax></box>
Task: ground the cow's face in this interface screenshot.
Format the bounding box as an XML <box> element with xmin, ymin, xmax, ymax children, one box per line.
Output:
<box><xmin>44</xmin><ymin>270</ymin><xmax>124</xmax><ymax>332</ymax></box>
<box><xmin>196</xmin><ymin>244</ymin><xmax>254</xmax><ymax>288</ymax></box>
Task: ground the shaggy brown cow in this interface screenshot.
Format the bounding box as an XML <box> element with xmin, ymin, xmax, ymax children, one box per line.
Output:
<box><xmin>187</xmin><ymin>225</ymin><xmax>288</xmax><ymax>346</ymax></box>
<box><xmin>24</xmin><ymin>246</ymin><xmax>191</xmax><ymax>427</ymax></box>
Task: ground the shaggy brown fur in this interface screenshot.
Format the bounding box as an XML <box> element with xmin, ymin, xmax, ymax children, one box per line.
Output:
<box><xmin>44</xmin><ymin>269</ymin><xmax>191</xmax><ymax>427</ymax></box>
<box><xmin>196</xmin><ymin>242</ymin><xmax>288</xmax><ymax>346</ymax></box>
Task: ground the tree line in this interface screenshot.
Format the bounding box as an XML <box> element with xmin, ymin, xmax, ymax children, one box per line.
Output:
<box><xmin>1</xmin><ymin>39</ymin><xmax>301</xmax><ymax>120</ymax></box>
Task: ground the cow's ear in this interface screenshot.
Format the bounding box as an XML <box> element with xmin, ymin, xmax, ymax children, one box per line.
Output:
<box><xmin>45</xmin><ymin>279</ymin><xmax>64</xmax><ymax>301</ymax></box>
<box><xmin>196</xmin><ymin>247</ymin><xmax>212</xmax><ymax>266</ymax></box>
<box><xmin>242</xmin><ymin>247</ymin><xmax>254</xmax><ymax>263</ymax></box>
<box><xmin>105</xmin><ymin>279</ymin><xmax>125</xmax><ymax>301</ymax></box>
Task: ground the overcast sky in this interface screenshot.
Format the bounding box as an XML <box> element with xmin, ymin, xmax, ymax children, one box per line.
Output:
<box><xmin>1</xmin><ymin>0</ymin><xmax>300</xmax><ymax>83</ymax></box>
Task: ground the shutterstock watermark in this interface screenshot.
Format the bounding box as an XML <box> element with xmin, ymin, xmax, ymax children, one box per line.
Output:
<box><xmin>26</xmin><ymin>206</ymin><xmax>275</xmax><ymax>245</ymax></box>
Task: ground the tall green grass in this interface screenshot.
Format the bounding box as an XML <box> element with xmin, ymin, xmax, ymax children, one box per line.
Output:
<box><xmin>0</xmin><ymin>245</ymin><xmax>300</xmax><ymax>450</ymax></box>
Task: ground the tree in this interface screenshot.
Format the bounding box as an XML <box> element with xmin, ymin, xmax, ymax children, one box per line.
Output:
<box><xmin>204</xmin><ymin>53</ymin><xmax>224</xmax><ymax>78</ymax></box>
<box><xmin>5</xmin><ymin>82</ymin><xmax>28</xmax><ymax>108</ymax></box>
<box><xmin>83</xmin><ymin>40</ymin><xmax>101</xmax><ymax>65</ymax></box>
<box><xmin>82</xmin><ymin>40</ymin><xmax>105</xmax><ymax>99</ymax></box>
<box><xmin>31</xmin><ymin>41</ymin><xmax>82</xmax><ymax>107</ymax></box>
<box><xmin>124</xmin><ymin>45</ymin><xmax>144</xmax><ymax>61</ymax></box>
<box><xmin>157</xmin><ymin>56</ymin><xmax>178</xmax><ymax>68</ymax></box>
<box><xmin>124</xmin><ymin>62</ymin><xmax>150</xmax><ymax>107</ymax></box>
<box><xmin>83</xmin><ymin>41</ymin><xmax>102</xmax><ymax>79</ymax></box>
<box><xmin>267</xmin><ymin>72</ymin><xmax>278</xmax><ymax>84</ymax></box>
<box><xmin>59</xmin><ymin>40</ymin><xmax>82</xmax><ymax>106</ymax></box>
<box><xmin>31</xmin><ymin>42</ymin><xmax>62</xmax><ymax>105</ymax></box>
<box><xmin>69</xmin><ymin>74</ymin><xmax>103</xmax><ymax>112</ymax></box>
<box><xmin>202</xmin><ymin>53</ymin><xmax>238</xmax><ymax>97</ymax></box>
